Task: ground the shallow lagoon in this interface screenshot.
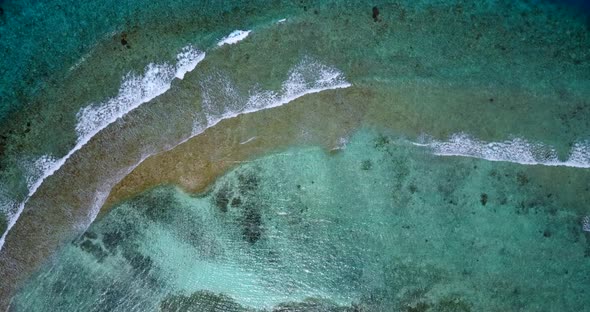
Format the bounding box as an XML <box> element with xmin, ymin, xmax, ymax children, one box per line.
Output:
<box><xmin>0</xmin><ymin>0</ymin><xmax>589</xmax><ymax>310</ymax></box>
<box><xmin>11</xmin><ymin>129</ymin><xmax>590</xmax><ymax>311</ymax></box>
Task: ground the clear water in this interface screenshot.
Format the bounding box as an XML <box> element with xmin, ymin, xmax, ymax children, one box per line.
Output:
<box><xmin>10</xmin><ymin>129</ymin><xmax>590</xmax><ymax>311</ymax></box>
<box><xmin>0</xmin><ymin>0</ymin><xmax>589</xmax><ymax>311</ymax></box>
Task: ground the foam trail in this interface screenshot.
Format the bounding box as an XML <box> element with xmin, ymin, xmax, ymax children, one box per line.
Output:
<box><xmin>414</xmin><ymin>133</ymin><xmax>590</xmax><ymax>168</ymax></box>
<box><xmin>19</xmin><ymin>57</ymin><xmax>352</xmax><ymax>256</ymax></box>
<box><xmin>195</xmin><ymin>57</ymin><xmax>351</xmax><ymax>136</ymax></box>
<box><xmin>0</xmin><ymin>57</ymin><xmax>349</xmax><ymax>253</ymax></box>
<box><xmin>76</xmin><ymin>46</ymin><xmax>205</xmax><ymax>140</ymax></box>
<box><xmin>217</xmin><ymin>30</ymin><xmax>251</xmax><ymax>46</ymax></box>
<box><xmin>567</xmin><ymin>142</ymin><xmax>590</xmax><ymax>168</ymax></box>
<box><xmin>0</xmin><ymin>46</ymin><xmax>205</xmax><ymax>251</ymax></box>
<box><xmin>240</xmin><ymin>137</ymin><xmax>257</xmax><ymax>145</ymax></box>
<box><xmin>68</xmin><ymin>52</ymin><xmax>90</xmax><ymax>72</ymax></box>
<box><xmin>83</xmin><ymin>152</ymin><xmax>152</xmax><ymax>227</ymax></box>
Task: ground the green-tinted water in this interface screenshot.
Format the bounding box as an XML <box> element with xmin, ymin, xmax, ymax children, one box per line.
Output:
<box><xmin>1</xmin><ymin>0</ymin><xmax>589</xmax><ymax>310</ymax></box>
<box><xmin>11</xmin><ymin>129</ymin><xmax>590</xmax><ymax>311</ymax></box>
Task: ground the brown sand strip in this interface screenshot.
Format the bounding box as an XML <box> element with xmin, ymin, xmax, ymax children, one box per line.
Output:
<box><xmin>2</xmin><ymin>82</ymin><xmax>589</xmax><ymax>309</ymax></box>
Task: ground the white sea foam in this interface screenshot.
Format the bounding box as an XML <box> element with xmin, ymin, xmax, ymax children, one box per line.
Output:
<box><xmin>84</xmin><ymin>152</ymin><xmax>152</xmax><ymax>227</ymax></box>
<box><xmin>217</xmin><ymin>30</ymin><xmax>251</xmax><ymax>46</ymax></box>
<box><xmin>76</xmin><ymin>46</ymin><xmax>204</xmax><ymax>140</ymax></box>
<box><xmin>10</xmin><ymin>57</ymin><xmax>351</xmax><ymax>252</ymax></box>
<box><xmin>240</xmin><ymin>137</ymin><xmax>257</xmax><ymax>145</ymax></box>
<box><xmin>331</xmin><ymin>137</ymin><xmax>349</xmax><ymax>151</ymax></box>
<box><xmin>175</xmin><ymin>46</ymin><xmax>206</xmax><ymax>79</ymax></box>
<box><xmin>196</xmin><ymin>58</ymin><xmax>351</xmax><ymax>135</ymax></box>
<box><xmin>583</xmin><ymin>216</ymin><xmax>590</xmax><ymax>232</ymax></box>
<box><xmin>0</xmin><ymin>46</ymin><xmax>205</xmax><ymax>251</ymax></box>
<box><xmin>24</xmin><ymin>155</ymin><xmax>59</xmax><ymax>194</ymax></box>
<box><xmin>566</xmin><ymin>142</ymin><xmax>590</xmax><ymax>168</ymax></box>
<box><xmin>0</xmin><ymin>55</ymin><xmax>349</xmax><ymax>253</ymax></box>
<box><xmin>0</xmin><ymin>201</ymin><xmax>24</xmax><ymax>252</ymax></box>
<box><xmin>0</xmin><ymin>56</ymin><xmax>349</xmax><ymax>252</ymax></box>
<box><xmin>414</xmin><ymin>133</ymin><xmax>590</xmax><ymax>168</ymax></box>
<box><xmin>68</xmin><ymin>52</ymin><xmax>90</xmax><ymax>72</ymax></box>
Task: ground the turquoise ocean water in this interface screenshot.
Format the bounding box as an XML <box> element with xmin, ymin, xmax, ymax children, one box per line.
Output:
<box><xmin>11</xmin><ymin>129</ymin><xmax>590</xmax><ymax>311</ymax></box>
<box><xmin>0</xmin><ymin>0</ymin><xmax>589</xmax><ymax>311</ymax></box>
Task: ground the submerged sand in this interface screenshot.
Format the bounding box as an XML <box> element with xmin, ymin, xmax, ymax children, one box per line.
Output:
<box><xmin>1</xmin><ymin>1</ymin><xmax>589</xmax><ymax>309</ymax></box>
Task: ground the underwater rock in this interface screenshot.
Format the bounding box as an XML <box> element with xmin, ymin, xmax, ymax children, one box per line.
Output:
<box><xmin>514</xmin><ymin>197</ymin><xmax>553</xmax><ymax>215</ymax></box>
<box><xmin>120</xmin><ymin>32</ymin><xmax>128</xmax><ymax>45</ymax></box>
<box><xmin>515</xmin><ymin>201</ymin><xmax>528</xmax><ymax>215</ymax></box>
<box><xmin>94</xmin><ymin>288</ymin><xmax>126</xmax><ymax>312</ymax></box>
<box><xmin>102</xmin><ymin>230</ymin><xmax>124</xmax><ymax>252</ymax></box>
<box><xmin>372</xmin><ymin>6</ymin><xmax>379</xmax><ymax>21</ymax></box>
<box><xmin>543</xmin><ymin>229</ymin><xmax>552</xmax><ymax>238</ymax></box>
<box><xmin>135</xmin><ymin>189</ymin><xmax>177</xmax><ymax>223</ymax></box>
<box><xmin>161</xmin><ymin>291</ymin><xmax>359</xmax><ymax>312</ymax></box>
<box><xmin>241</xmin><ymin>203</ymin><xmax>263</xmax><ymax>244</ymax></box>
<box><xmin>238</xmin><ymin>171</ymin><xmax>260</xmax><ymax>193</ymax></box>
<box><xmin>213</xmin><ymin>184</ymin><xmax>232</xmax><ymax>213</ymax></box>
<box><xmin>231</xmin><ymin>197</ymin><xmax>242</xmax><ymax>208</ymax></box>
<box><xmin>0</xmin><ymin>213</ymin><xmax>7</xmax><ymax>236</ymax></box>
<box><xmin>83</xmin><ymin>231</ymin><xmax>98</xmax><ymax>240</ymax></box>
<box><xmin>404</xmin><ymin>302</ymin><xmax>430</xmax><ymax>312</ymax></box>
<box><xmin>480</xmin><ymin>193</ymin><xmax>488</xmax><ymax>206</ymax></box>
<box><xmin>273</xmin><ymin>297</ymin><xmax>359</xmax><ymax>311</ymax></box>
<box><xmin>361</xmin><ymin>160</ymin><xmax>373</xmax><ymax>171</ymax></box>
<box><xmin>516</xmin><ymin>172</ymin><xmax>529</xmax><ymax>186</ymax></box>
<box><xmin>432</xmin><ymin>296</ymin><xmax>472</xmax><ymax>312</ymax></box>
<box><xmin>143</xmin><ymin>202</ymin><xmax>173</xmax><ymax>222</ymax></box>
<box><xmin>0</xmin><ymin>135</ymin><xmax>7</xmax><ymax>170</ymax></box>
<box><xmin>214</xmin><ymin>168</ymin><xmax>266</xmax><ymax>244</ymax></box>
<box><xmin>400</xmin><ymin>295</ymin><xmax>472</xmax><ymax>312</ymax></box>
<box><xmin>78</xmin><ymin>240</ymin><xmax>107</xmax><ymax>262</ymax></box>
<box><xmin>123</xmin><ymin>249</ymin><xmax>153</xmax><ymax>275</ymax></box>
<box><xmin>160</xmin><ymin>290</ymin><xmax>248</xmax><ymax>312</ymax></box>
<box><xmin>374</xmin><ymin>134</ymin><xmax>390</xmax><ymax>149</ymax></box>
